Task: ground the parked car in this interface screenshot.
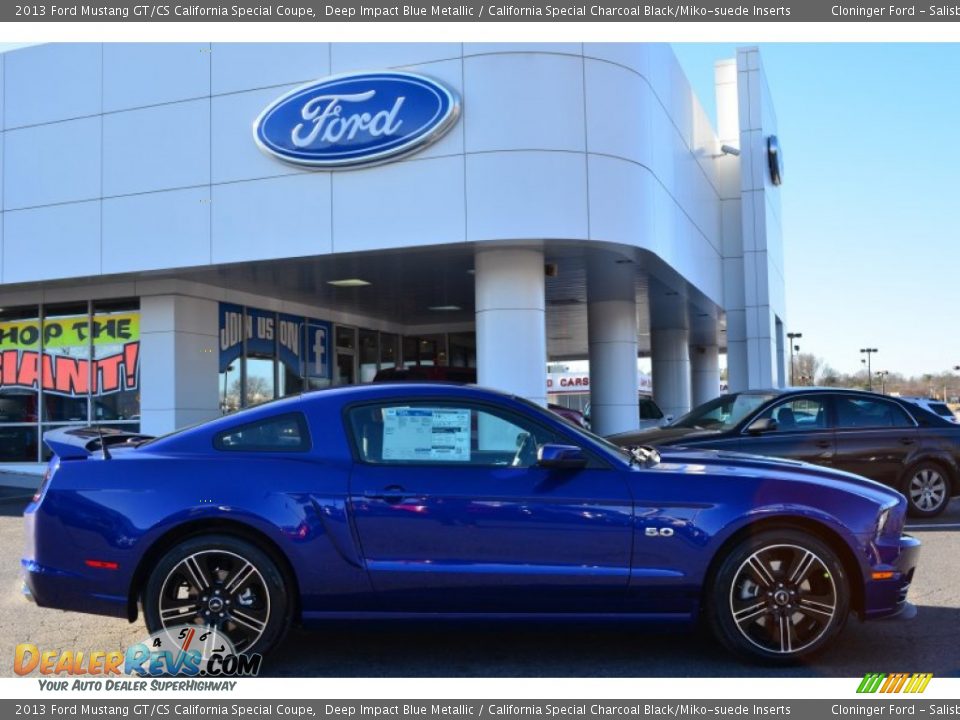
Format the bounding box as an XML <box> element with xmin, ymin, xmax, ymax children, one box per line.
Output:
<box><xmin>609</xmin><ymin>387</ymin><xmax>960</xmax><ymax>517</ymax></box>
<box><xmin>584</xmin><ymin>394</ymin><xmax>670</xmax><ymax>430</ymax></box>
<box><xmin>899</xmin><ymin>397</ymin><xmax>959</xmax><ymax>424</ymax></box>
<box><xmin>372</xmin><ymin>366</ymin><xmax>589</xmax><ymax>429</ymax></box>
<box><xmin>25</xmin><ymin>383</ymin><xmax>919</xmax><ymax>664</ymax></box>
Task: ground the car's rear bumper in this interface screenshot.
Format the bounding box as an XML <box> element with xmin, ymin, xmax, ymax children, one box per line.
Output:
<box><xmin>863</xmin><ymin>533</ymin><xmax>921</xmax><ymax>621</ymax></box>
<box><xmin>22</xmin><ymin>503</ymin><xmax>131</xmax><ymax>620</ymax></box>
<box><xmin>21</xmin><ymin>558</ymin><xmax>130</xmax><ymax>619</ymax></box>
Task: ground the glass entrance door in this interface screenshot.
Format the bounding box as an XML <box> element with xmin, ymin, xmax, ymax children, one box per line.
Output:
<box><xmin>335</xmin><ymin>325</ymin><xmax>357</xmax><ymax>386</ymax></box>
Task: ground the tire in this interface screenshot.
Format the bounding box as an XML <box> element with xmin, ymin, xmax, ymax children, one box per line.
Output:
<box><xmin>902</xmin><ymin>462</ymin><xmax>952</xmax><ymax>518</ymax></box>
<box><xmin>143</xmin><ymin>534</ymin><xmax>292</xmax><ymax>656</ymax></box>
<box><xmin>707</xmin><ymin>529</ymin><xmax>850</xmax><ymax>665</ymax></box>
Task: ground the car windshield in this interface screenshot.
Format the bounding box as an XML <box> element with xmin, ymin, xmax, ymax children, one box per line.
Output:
<box><xmin>670</xmin><ymin>392</ymin><xmax>777</xmax><ymax>431</ymax></box>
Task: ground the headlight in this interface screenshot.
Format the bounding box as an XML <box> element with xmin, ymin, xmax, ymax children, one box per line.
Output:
<box><xmin>875</xmin><ymin>502</ymin><xmax>903</xmax><ymax>539</ymax></box>
<box><xmin>876</xmin><ymin>508</ymin><xmax>891</xmax><ymax>537</ymax></box>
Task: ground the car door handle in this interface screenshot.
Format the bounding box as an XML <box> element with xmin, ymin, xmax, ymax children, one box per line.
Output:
<box><xmin>814</xmin><ymin>440</ymin><xmax>831</xmax><ymax>449</ymax></box>
<box><xmin>363</xmin><ymin>485</ymin><xmax>409</xmax><ymax>502</ymax></box>
<box><xmin>899</xmin><ymin>438</ymin><xmax>915</xmax><ymax>446</ymax></box>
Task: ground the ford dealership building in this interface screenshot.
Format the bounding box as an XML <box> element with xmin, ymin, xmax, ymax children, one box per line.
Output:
<box><xmin>0</xmin><ymin>42</ymin><xmax>786</xmax><ymax>463</ymax></box>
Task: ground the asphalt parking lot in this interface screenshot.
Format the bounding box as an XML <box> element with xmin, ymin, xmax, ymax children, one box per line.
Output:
<box><xmin>1</xmin><ymin>487</ymin><xmax>958</xmax><ymax>678</ymax></box>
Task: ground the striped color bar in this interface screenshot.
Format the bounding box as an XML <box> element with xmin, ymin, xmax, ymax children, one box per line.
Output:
<box><xmin>857</xmin><ymin>673</ymin><xmax>933</xmax><ymax>693</ymax></box>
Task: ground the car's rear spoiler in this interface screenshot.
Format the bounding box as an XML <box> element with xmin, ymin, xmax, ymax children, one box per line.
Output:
<box><xmin>43</xmin><ymin>426</ymin><xmax>154</xmax><ymax>460</ymax></box>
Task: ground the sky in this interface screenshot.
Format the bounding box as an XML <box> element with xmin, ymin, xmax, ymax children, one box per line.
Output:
<box><xmin>672</xmin><ymin>43</ymin><xmax>960</xmax><ymax>378</ymax></box>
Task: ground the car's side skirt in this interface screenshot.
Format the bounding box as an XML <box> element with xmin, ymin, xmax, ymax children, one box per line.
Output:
<box><xmin>300</xmin><ymin>611</ymin><xmax>696</xmax><ymax>624</ymax></box>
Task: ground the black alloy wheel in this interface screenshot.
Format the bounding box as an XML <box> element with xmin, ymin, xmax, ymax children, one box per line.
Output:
<box><xmin>144</xmin><ymin>535</ymin><xmax>292</xmax><ymax>656</ymax></box>
<box><xmin>708</xmin><ymin>529</ymin><xmax>850</xmax><ymax>664</ymax></box>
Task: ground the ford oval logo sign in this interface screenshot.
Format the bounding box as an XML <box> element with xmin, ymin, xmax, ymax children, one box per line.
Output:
<box><xmin>253</xmin><ymin>71</ymin><xmax>460</xmax><ymax>169</ymax></box>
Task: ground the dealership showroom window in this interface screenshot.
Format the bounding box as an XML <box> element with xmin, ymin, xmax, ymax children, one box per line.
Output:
<box><xmin>0</xmin><ymin>42</ymin><xmax>786</xmax><ymax>464</ymax></box>
<box><xmin>0</xmin><ymin>300</ymin><xmax>140</xmax><ymax>462</ymax></box>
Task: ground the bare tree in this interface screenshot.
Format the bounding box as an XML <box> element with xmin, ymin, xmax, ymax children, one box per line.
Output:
<box><xmin>243</xmin><ymin>376</ymin><xmax>272</xmax><ymax>405</ymax></box>
<box><xmin>817</xmin><ymin>363</ymin><xmax>840</xmax><ymax>387</ymax></box>
<box><xmin>784</xmin><ymin>354</ymin><xmax>960</xmax><ymax>402</ymax></box>
<box><xmin>794</xmin><ymin>353</ymin><xmax>822</xmax><ymax>385</ymax></box>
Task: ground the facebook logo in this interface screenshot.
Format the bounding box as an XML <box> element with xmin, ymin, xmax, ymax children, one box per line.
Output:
<box><xmin>306</xmin><ymin>323</ymin><xmax>331</xmax><ymax>380</ymax></box>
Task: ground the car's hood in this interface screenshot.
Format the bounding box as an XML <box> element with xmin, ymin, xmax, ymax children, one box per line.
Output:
<box><xmin>609</xmin><ymin>425</ymin><xmax>720</xmax><ymax>446</ymax></box>
<box><xmin>653</xmin><ymin>445</ymin><xmax>903</xmax><ymax>506</ymax></box>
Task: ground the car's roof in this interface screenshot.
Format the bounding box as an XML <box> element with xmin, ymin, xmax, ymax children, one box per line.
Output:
<box><xmin>144</xmin><ymin>382</ymin><xmax>522</xmax><ymax>451</ymax></box>
<box><xmin>239</xmin><ymin>382</ymin><xmax>512</xmax><ymax>414</ymax></box>
<box><xmin>736</xmin><ymin>386</ymin><xmax>907</xmax><ymax>400</ymax></box>
<box><xmin>303</xmin><ymin>381</ymin><xmax>489</xmax><ymax>398</ymax></box>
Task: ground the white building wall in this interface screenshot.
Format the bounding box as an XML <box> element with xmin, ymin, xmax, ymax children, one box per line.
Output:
<box><xmin>0</xmin><ymin>42</ymin><xmax>727</xmax><ymax>311</ymax></box>
<box><xmin>0</xmin><ymin>43</ymin><xmax>790</xmax><ymax>428</ymax></box>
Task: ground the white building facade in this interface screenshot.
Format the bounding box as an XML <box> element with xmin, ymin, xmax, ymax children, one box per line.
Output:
<box><xmin>0</xmin><ymin>42</ymin><xmax>787</xmax><ymax>462</ymax></box>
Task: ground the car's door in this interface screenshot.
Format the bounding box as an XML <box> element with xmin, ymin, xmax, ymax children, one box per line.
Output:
<box><xmin>831</xmin><ymin>394</ymin><xmax>918</xmax><ymax>486</ymax></box>
<box><xmin>345</xmin><ymin>398</ymin><xmax>634</xmax><ymax>612</ymax></box>
<box><xmin>738</xmin><ymin>394</ymin><xmax>836</xmax><ymax>466</ymax></box>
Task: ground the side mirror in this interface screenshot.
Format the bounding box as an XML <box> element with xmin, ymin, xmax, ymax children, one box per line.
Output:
<box><xmin>746</xmin><ymin>417</ymin><xmax>778</xmax><ymax>434</ymax></box>
<box><xmin>536</xmin><ymin>443</ymin><xmax>588</xmax><ymax>470</ymax></box>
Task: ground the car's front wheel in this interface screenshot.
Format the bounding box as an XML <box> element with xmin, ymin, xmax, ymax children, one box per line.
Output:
<box><xmin>143</xmin><ymin>534</ymin><xmax>292</xmax><ymax>656</ymax></box>
<box><xmin>903</xmin><ymin>462</ymin><xmax>952</xmax><ymax>518</ymax></box>
<box><xmin>708</xmin><ymin>529</ymin><xmax>850</xmax><ymax>664</ymax></box>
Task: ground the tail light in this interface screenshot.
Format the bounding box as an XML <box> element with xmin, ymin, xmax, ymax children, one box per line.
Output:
<box><xmin>32</xmin><ymin>464</ymin><xmax>54</xmax><ymax>503</ymax></box>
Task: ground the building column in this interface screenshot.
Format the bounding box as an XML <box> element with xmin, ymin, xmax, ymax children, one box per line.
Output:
<box><xmin>651</xmin><ymin>327</ymin><xmax>692</xmax><ymax>421</ymax></box>
<box><xmin>690</xmin><ymin>344</ymin><xmax>721</xmax><ymax>407</ymax></box>
<box><xmin>587</xmin><ymin>256</ymin><xmax>638</xmax><ymax>437</ymax></box>
<box><xmin>475</xmin><ymin>248</ymin><xmax>547</xmax><ymax>406</ymax></box>
<box><xmin>715</xmin><ymin>48</ymin><xmax>785</xmax><ymax>391</ymax></box>
<box><xmin>139</xmin><ymin>294</ymin><xmax>221</xmax><ymax>436</ymax></box>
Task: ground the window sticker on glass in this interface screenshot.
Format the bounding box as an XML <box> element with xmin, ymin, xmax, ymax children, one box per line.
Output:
<box><xmin>382</xmin><ymin>407</ymin><xmax>471</xmax><ymax>462</ymax></box>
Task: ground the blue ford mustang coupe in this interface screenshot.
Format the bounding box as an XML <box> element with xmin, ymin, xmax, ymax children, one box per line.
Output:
<box><xmin>23</xmin><ymin>383</ymin><xmax>920</xmax><ymax>664</ymax></box>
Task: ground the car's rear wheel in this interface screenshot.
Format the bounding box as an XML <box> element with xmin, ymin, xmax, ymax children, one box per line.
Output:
<box><xmin>143</xmin><ymin>534</ymin><xmax>292</xmax><ymax>656</ymax></box>
<box><xmin>708</xmin><ymin>529</ymin><xmax>849</xmax><ymax>664</ymax></box>
<box><xmin>903</xmin><ymin>462</ymin><xmax>951</xmax><ymax>518</ymax></box>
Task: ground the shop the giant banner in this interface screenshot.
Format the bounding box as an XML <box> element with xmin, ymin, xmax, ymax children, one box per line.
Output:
<box><xmin>0</xmin><ymin>313</ymin><xmax>140</xmax><ymax>396</ymax></box>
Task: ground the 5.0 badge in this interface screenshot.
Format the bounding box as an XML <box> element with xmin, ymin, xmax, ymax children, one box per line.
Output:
<box><xmin>645</xmin><ymin>527</ymin><xmax>675</xmax><ymax>537</ymax></box>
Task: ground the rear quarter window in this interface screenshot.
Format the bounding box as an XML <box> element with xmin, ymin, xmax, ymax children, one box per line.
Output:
<box><xmin>214</xmin><ymin>412</ymin><xmax>310</xmax><ymax>452</ymax></box>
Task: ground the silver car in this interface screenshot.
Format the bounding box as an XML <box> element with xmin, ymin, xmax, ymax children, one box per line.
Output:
<box><xmin>584</xmin><ymin>394</ymin><xmax>670</xmax><ymax>430</ymax></box>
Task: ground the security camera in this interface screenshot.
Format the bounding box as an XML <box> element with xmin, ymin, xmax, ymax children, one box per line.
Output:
<box><xmin>720</xmin><ymin>144</ymin><xmax>740</xmax><ymax>157</ymax></box>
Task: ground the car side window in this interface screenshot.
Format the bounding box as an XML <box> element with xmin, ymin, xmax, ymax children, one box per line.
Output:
<box><xmin>214</xmin><ymin>412</ymin><xmax>310</xmax><ymax>451</ymax></box>
<box><xmin>639</xmin><ymin>399</ymin><xmax>663</xmax><ymax>420</ymax></box>
<box><xmin>755</xmin><ymin>397</ymin><xmax>829</xmax><ymax>432</ymax></box>
<box><xmin>348</xmin><ymin>402</ymin><xmax>564</xmax><ymax>468</ymax></box>
<box><xmin>835</xmin><ymin>397</ymin><xmax>913</xmax><ymax>429</ymax></box>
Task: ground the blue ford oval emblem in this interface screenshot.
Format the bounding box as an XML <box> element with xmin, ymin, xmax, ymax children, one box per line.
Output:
<box><xmin>253</xmin><ymin>71</ymin><xmax>460</xmax><ymax>169</ymax></box>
